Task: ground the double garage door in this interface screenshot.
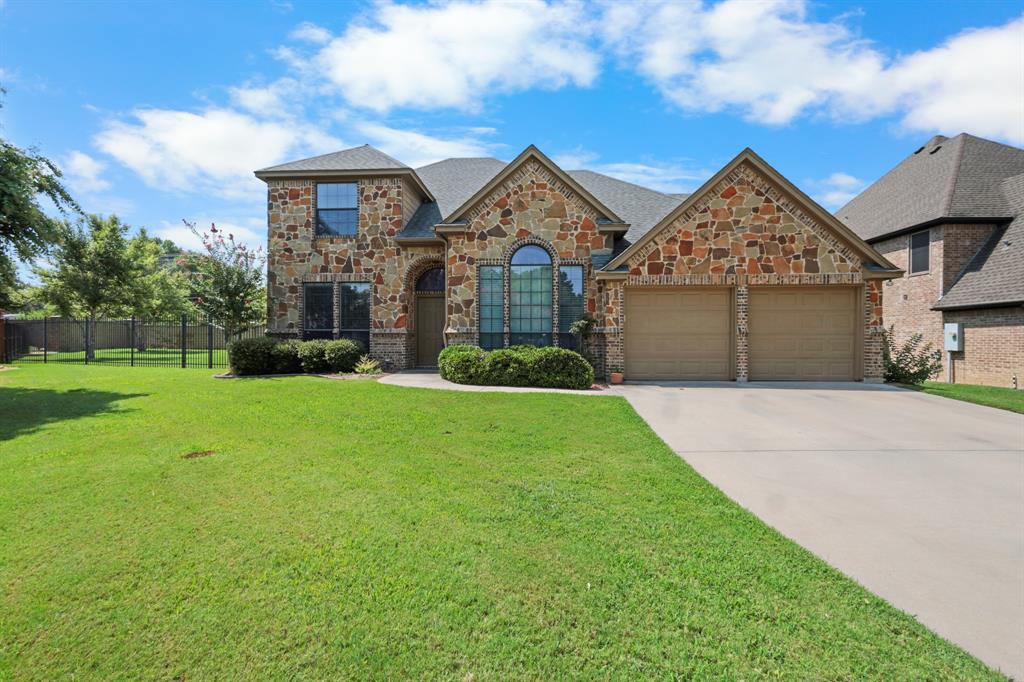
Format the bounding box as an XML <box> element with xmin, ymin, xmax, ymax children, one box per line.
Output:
<box><xmin>625</xmin><ymin>287</ymin><xmax>858</xmax><ymax>381</ymax></box>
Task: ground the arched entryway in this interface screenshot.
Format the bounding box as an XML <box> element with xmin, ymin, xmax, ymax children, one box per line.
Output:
<box><xmin>414</xmin><ymin>267</ymin><xmax>445</xmax><ymax>367</ymax></box>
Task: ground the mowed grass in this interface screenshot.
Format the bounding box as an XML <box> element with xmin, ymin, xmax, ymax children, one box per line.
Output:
<box><xmin>915</xmin><ymin>380</ymin><xmax>1024</xmax><ymax>414</ymax></box>
<box><xmin>0</xmin><ymin>366</ymin><xmax>1000</xmax><ymax>680</ymax></box>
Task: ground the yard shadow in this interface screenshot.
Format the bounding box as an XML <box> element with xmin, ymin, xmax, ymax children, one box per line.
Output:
<box><xmin>0</xmin><ymin>387</ymin><xmax>147</xmax><ymax>441</ymax></box>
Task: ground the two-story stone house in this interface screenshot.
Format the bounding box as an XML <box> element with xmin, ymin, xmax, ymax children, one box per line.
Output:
<box><xmin>839</xmin><ymin>134</ymin><xmax>1024</xmax><ymax>387</ymax></box>
<box><xmin>256</xmin><ymin>144</ymin><xmax>900</xmax><ymax>381</ymax></box>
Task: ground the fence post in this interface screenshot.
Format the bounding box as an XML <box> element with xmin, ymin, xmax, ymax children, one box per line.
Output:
<box><xmin>208</xmin><ymin>319</ymin><xmax>214</xmax><ymax>369</ymax></box>
<box><xmin>84</xmin><ymin>318</ymin><xmax>89</xmax><ymax>365</ymax></box>
<box><xmin>43</xmin><ymin>316</ymin><xmax>48</xmax><ymax>363</ymax></box>
<box><xmin>181</xmin><ymin>314</ymin><xmax>187</xmax><ymax>368</ymax></box>
<box><xmin>131</xmin><ymin>316</ymin><xmax>136</xmax><ymax>367</ymax></box>
<box><xmin>0</xmin><ymin>314</ymin><xmax>5</xmax><ymax>364</ymax></box>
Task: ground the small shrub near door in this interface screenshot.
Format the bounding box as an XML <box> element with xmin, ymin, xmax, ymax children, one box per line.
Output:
<box><xmin>438</xmin><ymin>344</ymin><xmax>594</xmax><ymax>390</ymax></box>
<box><xmin>229</xmin><ymin>337</ymin><xmax>378</xmax><ymax>376</ymax></box>
<box><xmin>882</xmin><ymin>326</ymin><xmax>943</xmax><ymax>384</ymax></box>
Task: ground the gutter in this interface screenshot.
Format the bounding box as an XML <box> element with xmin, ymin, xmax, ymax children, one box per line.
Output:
<box><xmin>866</xmin><ymin>216</ymin><xmax>1010</xmax><ymax>245</ymax></box>
<box><xmin>931</xmin><ymin>298</ymin><xmax>1024</xmax><ymax>312</ymax></box>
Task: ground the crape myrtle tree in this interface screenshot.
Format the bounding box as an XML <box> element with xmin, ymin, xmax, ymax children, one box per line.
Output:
<box><xmin>180</xmin><ymin>220</ymin><xmax>266</xmax><ymax>344</ymax></box>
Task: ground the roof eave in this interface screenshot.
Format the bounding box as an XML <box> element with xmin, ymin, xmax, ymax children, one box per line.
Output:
<box><xmin>931</xmin><ymin>298</ymin><xmax>1024</xmax><ymax>311</ymax></box>
<box><xmin>395</xmin><ymin>236</ymin><xmax>445</xmax><ymax>246</ymax></box>
<box><xmin>864</xmin><ymin>216</ymin><xmax>1012</xmax><ymax>244</ymax></box>
<box><xmin>253</xmin><ymin>167</ymin><xmax>436</xmax><ymax>203</ymax></box>
<box><xmin>594</xmin><ymin>270</ymin><xmax>629</xmax><ymax>280</ymax></box>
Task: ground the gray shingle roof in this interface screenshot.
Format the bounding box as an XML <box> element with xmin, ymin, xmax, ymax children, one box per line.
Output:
<box><xmin>936</xmin><ymin>173</ymin><xmax>1024</xmax><ymax>309</ymax></box>
<box><xmin>257</xmin><ymin>144</ymin><xmax>409</xmax><ymax>173</ymax></box>
<box><xmin>566</xmin><ymin>170</ymin><xmax>686</xmax><ymax>246</ymax></box>
<box><xmin>399</xmin><ymin>158</ymin><xmax>687</xmax><ymax>246</ymax></box>
<box><xmin>837</xmin><ymin>134</ymin><xmax>1024</xmax><ymax>242</ymax></box>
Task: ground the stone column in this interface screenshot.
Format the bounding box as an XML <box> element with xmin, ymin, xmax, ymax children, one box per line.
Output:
<box><xmin>863</xmin><ymin>281</ymin><xmax>885</xmax><ymax>383</ymax></box>
<box><xmin>735</xmin><ymin>285</ymin><xmax>749</xmax><ymax>382</ymax></box>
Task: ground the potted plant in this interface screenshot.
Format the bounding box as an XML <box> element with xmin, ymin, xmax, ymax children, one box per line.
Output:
<box><xmin>609</xmin><ymin>366</ymin><xmax>624</xmax><ymax>384</ymax></box>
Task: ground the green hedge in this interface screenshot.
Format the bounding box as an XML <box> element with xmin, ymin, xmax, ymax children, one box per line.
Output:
<box><xmin>438</xmin><ymin>344</ymin><xmax>594</xmax><ymax>390</ymax></box>
<box><xmin>229</xmin><ymin>337</ymin><xmax>368</xmax><ymax>375</ymax></box>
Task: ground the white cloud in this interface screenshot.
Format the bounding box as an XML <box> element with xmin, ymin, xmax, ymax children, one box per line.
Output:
<box><xmin>312</xmin><ymin>0</ymin><xmax>599</xmax><ymax>112</ymax></box>
<box><xmin>356</xmin><ymin>122</ymin><xmax>499</xmax><ymax>166</ymax></box>
<box><xmin>554</xmin><ymin>147</ymin><xmax>706</xmax><ymax>194</ymax></box>
<box><xmin>289</xmin><ymin>21</ymin><xmax>332</xmax><ymax>44</ymax></box>
<box><xmin>62</xmin><ymin>150</ymin><xmax>111</xmax><ymax>193</ymax></box>
<box><xmin>809</xmin><ymin>172</ymin><xmax>868</xmax><ymax>208</ymax></box>
<box><xmin>228</xmin><ymin>78</ymin><xmax>303</xmax><ymax>116</ymax></box>
<box><xmin>602</xmin><ymin>0</ymin><xmax>1024</xmax><ymax>143</ymax></box>
<box><xmin>94</xmin><ymin>108</ymin><xmax>343</xmax><ymax>200</ymax></box>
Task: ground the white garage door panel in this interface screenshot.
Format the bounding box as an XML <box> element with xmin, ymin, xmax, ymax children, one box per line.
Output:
<box><xmin>749</xmin><ymin>287</ymin><xmax>858</xmax><ymax>381</ymax></box>
<box><xmin>625</xmin><ymin>289</ymin><xmax>731</xmax><ymax>380</ymax></box>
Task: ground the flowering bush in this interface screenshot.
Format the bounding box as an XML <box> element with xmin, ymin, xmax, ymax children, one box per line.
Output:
<box><xmin>882</xmin><ymin>326</ymin><xmax>943</xmax><ymax>384</ymax></box>
<box><xmin>180</xmin><ymin>220</ymin><xmax>266</xmax><ymax>342</ymax></box>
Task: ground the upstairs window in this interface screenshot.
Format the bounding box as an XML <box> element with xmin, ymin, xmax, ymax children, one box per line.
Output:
<box><xmin>316</xmin><ymin>182</ymin><xmax>358</xmax><ymax>236</ymax></box>
<box><xmin>909</xmin><ymin>229</ymin><xmax>930</xmax><ymax>274</ymax></box>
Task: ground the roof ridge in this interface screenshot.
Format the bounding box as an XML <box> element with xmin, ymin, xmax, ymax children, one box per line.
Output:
<box><xmin>941</xmin><ymin>134</ymin><xmax>969</xmax><ymax>217</ymax></box>
<box><xmin>567</xmin><ymin>168</ymin><xmax>684</xmax><ymax>199</ymax></box>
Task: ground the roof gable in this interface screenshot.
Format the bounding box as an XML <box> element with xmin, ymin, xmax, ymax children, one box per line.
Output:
<box><xmin>443</xmin><ymin>145</ymin><xmax>625</xmax><ymax>225</ymax></box>
<box><xmin>605</xmin><ymin>148</ymin><xmax>897</xmax><ymax>273</ymax></box>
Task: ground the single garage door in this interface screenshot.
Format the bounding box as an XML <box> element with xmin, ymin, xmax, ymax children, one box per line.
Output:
<box><xmin>749</xmin><ymin>287</ymin><xmax>858</xmax><ymax>381</ymax></box>
<box><xmin>625</xmin><ymin>288</ymin><xmax>732</xmax><ymax>380</ymax></box>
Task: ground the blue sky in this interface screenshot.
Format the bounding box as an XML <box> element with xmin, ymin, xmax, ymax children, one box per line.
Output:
<box><xmin>1</xmin><ymin>0</ymin><xmax>1022</xmax><ymax>259</ymax></box>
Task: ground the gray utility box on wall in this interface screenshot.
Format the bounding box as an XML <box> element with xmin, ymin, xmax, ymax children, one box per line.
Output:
<box><xmin>944</xmin><ymin>322</ymin><xmax>964</xmax><ymax>351</ymax></box>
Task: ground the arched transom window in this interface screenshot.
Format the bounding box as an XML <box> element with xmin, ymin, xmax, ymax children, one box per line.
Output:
<box><xmin>510</xmin><ymin>245</ymin><xmax>553</xmax><ymax>346</ymax></box>
<box><xmin>415</xmin><ymin>267</ymin><xmax>445</xmax><ymax>292</ymax></box>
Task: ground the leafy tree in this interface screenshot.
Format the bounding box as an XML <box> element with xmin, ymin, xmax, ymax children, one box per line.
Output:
<box><xmin>181</xmin><ymin>220</ymin><xmax>266</xmax><ymax>342</ymax></box>
<box><xmin>0</xmin><ymin>92</ymin><xmax>80</xmax><ymax>307</ymax></box>
<box><xmin>35</xmin><ymin>215</ymin><xmax>191</xmax><ymax>357</ymax></box>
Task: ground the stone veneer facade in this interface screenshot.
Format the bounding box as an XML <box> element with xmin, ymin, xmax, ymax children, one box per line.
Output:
<box><xmin>597</xmin><ymin>163</ymin><xmax>885</xmax><ymax>381</ymax></box>
<box><xmin>264</xmin><ymin>155</ymin><xmax>888</xmax><ymax>380</ymax></box>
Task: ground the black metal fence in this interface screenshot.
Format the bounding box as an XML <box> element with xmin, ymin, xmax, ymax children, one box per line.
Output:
<box><xmin>2</xmin><ymin>316</ymin><xmax>265</xmax><ymax>368</ymax></box>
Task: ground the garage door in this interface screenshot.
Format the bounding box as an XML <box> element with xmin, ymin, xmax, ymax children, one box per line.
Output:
<box><xmin>749</xmin><ymin>287</ymin><xmax>858</xmax><ymax>381</ymax></box>
<box><xmin>625</xmin><ymin>288</ymin><xmax>732</xmax><ymax>380</ymax></box>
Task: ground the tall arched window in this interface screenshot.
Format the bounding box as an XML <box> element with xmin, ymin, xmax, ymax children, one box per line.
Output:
<box><xmin>510</xmin><ymin>245</ymin><xmax>552</xmax><ymax>346</ymax></box>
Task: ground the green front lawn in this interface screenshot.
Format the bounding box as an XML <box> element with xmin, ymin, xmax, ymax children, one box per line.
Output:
<box><xmin>911</xmin><ymin>381</ymin><xmax>1024</xmax><ymax>414</ymax></box>
<box><xmin>13</xmin><ymin>347</ymin><xmax>230</xmax><ymax>367</ymax></box>
<box><xmin>0</xmin><ymin>366</ymin><xmax>999</xmax><ymax>679</ymax></box>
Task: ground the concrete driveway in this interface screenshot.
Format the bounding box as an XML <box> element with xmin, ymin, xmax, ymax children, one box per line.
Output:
<box><xmin>613</xmin><ymin>382</ymin><xmax>1024</xmax><ymax>679</ymax></box>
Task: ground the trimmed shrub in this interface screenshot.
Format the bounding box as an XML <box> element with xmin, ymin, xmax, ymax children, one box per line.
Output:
<box><xmin>297</xmin><ymin>340</ymin><xmax>331</xmax><ymax>374</ymax></box>
<box><xmin>526</xmin><ymin>346</ymin><xmax>595</xmax><ymax>390</ymax></box>
<box><xmin>270</xmin><ymin>340</ymin><xmax>303</xmax><ymax>374</ymax></box>
<box><xmin>439</xmin><ymin>344</ymin><xmax>593</xmax><ymax>390</ymax></box>
<box><xmin>228</xmin><ymin>336</ymin><xmax>278</xmax><ymax>375</ymax></box>
<box><xmin>324</xmin><ymin>338</ymin><xmax>364</xmax><ymax>373</ymax></box>
<box><xmin>882</xmin><ymin>326</ymin><xmax>943</xmax><ymax>384</ymax></box>
<box><xmin>438</xmin><ymin>344</ymin><xmax>487</xmax><ymax>384</ymax></box>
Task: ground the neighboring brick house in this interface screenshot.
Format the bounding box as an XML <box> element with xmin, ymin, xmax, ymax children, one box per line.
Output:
<box><xmin>256</xmin><ymin>144</ymin><xmax>900</xmax><ymax>381</ymax></box>
<box><xmin>839</xmin><ymin>134</ymin><xmax>1024</xmax><ymax>388</ymax></box>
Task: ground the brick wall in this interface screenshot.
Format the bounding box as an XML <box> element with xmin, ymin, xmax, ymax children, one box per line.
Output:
<box><xmin>874</xmin><ymin>228</ymin><xmax>945</xmax><ymax>376</ymax></box>
<box><xmin>874</xmin><ymin>223</ymin><xmax>1010</xmax><ymax>384</ymax></box>
<box><xmin>945</xmin><ymin>307</ymin><xmax>1024</xmax><ymax>388</ymax></box>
